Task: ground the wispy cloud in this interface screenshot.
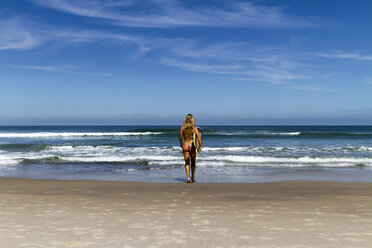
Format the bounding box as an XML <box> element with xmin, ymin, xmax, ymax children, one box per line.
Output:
<box><xmin>0</xmin><ymin>16</ymin><xmax>43</xmax><ymax>50</ymax></box>
<box><xmin>6</xmin><ymin>64</ymin><xmax>79</xmax><ymax>71</ymax></box>
<box><xmin>0</xmin><ymin>14</ymin><xmax>186</xmax><ymax>54</ymax></box>
<box><xmin>160</xmin><ymin>58</ymin><xmax>243</xmax><ymax>74</ymax></box>
<box><xmin>317</xmin><ymin>51</ymin><xmax>372</xmax><ymax>61</ymax></box>
<box><xmin>0</xmin><ymin>13</ymin><xmax>313</xmax><ymax>84</ymax></box>
<box><xmin>50</xmin><ymin>29</ymin><xmax>168</xmax><ymax>53</ymax></box>
<box><xmin>161</xmin><ymin>58</ymin><xmax>307</xmax><ymax>84</ymax></box>
<box><xmin>31</xmin><ymin>0</ymin><xmax>318</xmax><ymax>28</ymax></box>
<box><xmin>161</xmin><ymin>42</ymin><xmax>309</xmax><ymax>83</ymax></box>
<box><xmin>288</xmin><ymin>86</ymin><xmax>338</xmax><ymax>92</ymax></box>
<box><xmin>5</xmin><ymin>64</ymin><xmax>112</xmax><ymax>76</ymax></box>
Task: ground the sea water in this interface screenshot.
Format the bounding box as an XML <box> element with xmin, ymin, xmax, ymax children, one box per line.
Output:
<box><xmin>0</xmin><ymin>125</ymin><xmax>372</xmax><ymax>182</ymax></box>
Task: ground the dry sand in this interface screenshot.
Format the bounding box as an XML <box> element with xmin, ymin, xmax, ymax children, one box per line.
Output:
<box><xmin>1</xmin><ymin>177</ymin><xmax>372</xmax><ymax>248</ymax></box>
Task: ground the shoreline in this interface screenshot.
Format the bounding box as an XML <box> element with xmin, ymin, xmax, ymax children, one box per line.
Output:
<box><xmin>3</xmin><ymin>164</ymin><xmax>372</xmax><ymax>184</ymax></box>
<box><xmin>3</xmin><ymin>175</ymin><xmax>372</xmax><ymax>184</ymax></box>
<box><xmin>1</xmin><ymin>177</ymin><xmax>372</xmax><ymax>247</ymax></box>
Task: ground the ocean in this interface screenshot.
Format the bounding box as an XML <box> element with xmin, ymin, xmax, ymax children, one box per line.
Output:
<box><xmin>1</xmin><ymin>125</ymin><xmax>372</xmax><ymax>183</ymax></box>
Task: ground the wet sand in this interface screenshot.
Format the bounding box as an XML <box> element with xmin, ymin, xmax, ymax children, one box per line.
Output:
<box><xmin>1</xmin><ymin>177</ymin><xmax>372</xmax><ymax>247</ymax></box>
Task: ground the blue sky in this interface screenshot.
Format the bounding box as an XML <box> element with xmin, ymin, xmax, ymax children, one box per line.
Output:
<box><xmin>1</xmin><ymin>0</ymin><xmax>372</xmax><ymax>125</ymax></box>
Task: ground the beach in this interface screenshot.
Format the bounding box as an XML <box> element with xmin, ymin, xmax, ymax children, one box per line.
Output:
<box><xmin>1</xmin><ymin>178</ymin><xmax>372</xmax><ymax>247</ymax></box>
<box><xmin>1</xmin><ymin>126</ymin><xmax>372</xmax><ymax>247</ymax></box>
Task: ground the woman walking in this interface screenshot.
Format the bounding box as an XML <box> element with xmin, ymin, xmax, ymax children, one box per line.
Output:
<box><xmin>179</xmin><ymin>114</ymin><xmax>202</xmax><ymax>183</ymax></box>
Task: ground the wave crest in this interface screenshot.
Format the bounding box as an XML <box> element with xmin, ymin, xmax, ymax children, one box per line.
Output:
<box><xmin>0</xmin><ymin>132</ymin><xmax>162</xmax><ymax>138</ymax></box>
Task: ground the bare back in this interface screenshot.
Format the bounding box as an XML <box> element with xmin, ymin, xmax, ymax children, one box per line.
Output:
<box><xmin>180</xmin><ymin>126</ymin><xmax>198</xmax><ymax>146</ymax></box>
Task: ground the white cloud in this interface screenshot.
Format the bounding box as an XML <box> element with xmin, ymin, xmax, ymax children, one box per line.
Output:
<box><xmin>161</xmin><ymin>42</ymin><xmax>309</xmax><ymax>83</ymax></box>
<box><xmin>0</xmin><ymin>16</ymin><xmax>43</xmax><ymax>50</ymax></box>
<box><xmin>31</xmin><ymin>0</ymin><xmax>318</xmax><ymax>28</ymax></box>
<box><xmin>5</xmin><ymin>64</ymin><xmax>112</xmax><ymax>76</ymax></box>
<box><xmin>317</xmin><ymin>51</ymin><xmax>372</xmax><ymax>61</ymax></box>
<box><xmin>160</xmin><ymin>58</ymin><xmax>244</xmax><ymax>74</ymax></box>
<box><xmin>0</xmin><ymin>13</ymin><xmax>310</xmax><ymax>84</ymax></box>
<box><xmin>51</xmin><ymin>29</ymin><xmax>153</xmax><ymax>52</ymax></box>
<box><xmin>169</xmin><ymin>42</ymin><xmax>304</xmax><ymax>67</ymax></box>
<box><xmin>288</xmin><ymin>86</ymin><xmax>338</xmax><ymax>92</ymax></box>
<box><xmin>161</xmin><ymin>58</ymin><xmax>307</xmax><ymax>84</ymax></box>
<box><xmin>6</xmin><ymin>64</ymin><xmax>79</xmax><ymax>71</ymax></box>
<box><xmin>0</xmin><ymin>14</ymin><xmax>186</xmax><ymax>54</ymax></box>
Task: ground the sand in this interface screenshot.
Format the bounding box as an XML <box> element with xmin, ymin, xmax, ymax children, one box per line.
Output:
<box><xmin>1</xmin><ymin>178</ymin><xmax>372</xmax><ymax>248</ymax></box>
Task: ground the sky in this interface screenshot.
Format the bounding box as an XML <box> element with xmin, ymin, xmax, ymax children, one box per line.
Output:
<box><xmin>1</xmin><ymin>0</ymin><xmax>372</xmax><ymax>125</ymax></box>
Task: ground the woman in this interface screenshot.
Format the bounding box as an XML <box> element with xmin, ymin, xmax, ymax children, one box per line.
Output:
<box><xmin>179</xmin><ymin>114</ymin><xmax>202</xmax><ymax>183</ymax></box>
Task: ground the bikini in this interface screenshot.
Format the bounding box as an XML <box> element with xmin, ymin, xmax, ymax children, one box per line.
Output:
<box><xmin>184</xmin><ymin>144</ymin><xmax>193</xmax><ymax>151</ymax></box>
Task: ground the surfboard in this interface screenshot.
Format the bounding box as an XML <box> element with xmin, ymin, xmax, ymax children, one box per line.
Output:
<box><xmin>193</xmin><ymin>127</ymin><xmax>203</xmax><ymax>155</ymax></box>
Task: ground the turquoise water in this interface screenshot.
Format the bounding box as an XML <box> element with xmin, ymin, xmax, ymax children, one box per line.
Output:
<box><xmin>0</xmin><ymin>126</ymin><xmax>372</xmax><ymax>182</ymax></box>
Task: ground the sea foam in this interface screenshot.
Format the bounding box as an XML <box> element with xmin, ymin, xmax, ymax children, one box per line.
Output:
<box><xmin>0</xmin><ymin>132</ymin><xmax>162</xmax><ymax>138</ymax></box>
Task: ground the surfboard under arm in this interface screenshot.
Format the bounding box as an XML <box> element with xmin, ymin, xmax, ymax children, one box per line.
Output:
<box><xmin>193</xmin><ymin>127</ymin><xmax>203</xmax><ymax>155</ymax></box>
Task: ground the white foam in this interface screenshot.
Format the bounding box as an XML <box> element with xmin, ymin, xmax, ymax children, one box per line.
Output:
<box><xmin>3</xmin><ymin>143</ymin><xmax>370</xmax><ymax>155</ymax></box>
<box><xmin>48</xmin><ymin>145</ymin><xmax>120</xmax><ymax>152</ymax></box>
<box><xmin>351</xmin><ymin>146</ymin><xmax>372</xmax><ymax>151</ymax></box>
<box><xmin>0</xmin><ymin>153</ymin><xmax>56</xmax><ymax>164</ymax></box>
<box><xmin>0</xmin><ymin>154</ymin><xmax>19</xmax><ymax>165</ymax></box>
<box><xmin>209</xmin><ymin>155</ymin><xmax>372</xmax><ymax>164</ymax></box>
<box><xmin>149</xmin><ymin>160</ymin><xmax>227</xmax><ymax>166</ymax></box>
<box><xmin>269</xmin><ymin>132</ymin><xmax>301</xmax><ymax>135</ymax></box>
<box><xmin>202</xmin><ymin>147</ymin><xmax>246</xmax><ymax>152</ymax></box>
<box><xmin>1</xmin><ymin>143</ymin><xmax>371</xmax><ymax>168</ymax></box>
<box><xmin>203</xmin><ymin>146</ymin><xmax>372</xmax><ymax>153</ymax></box>
<box><xmin>209</xmin><ymin>131</ymin><xmax>301</xmax><ymax>136</ymax></box>
<box><xmin>0</xmin><ymin>132</ymin><xmax>162</xmax><ymax>138</ymax></box>
<box><xmin>150</xmin><ymin>160</ymin><xmax>367</xmax><ymax>168</ymax></box>
<box><xmin>61</xmin><ymin>155</ymin><xmax>180</xmax><ymax>162</ymax></box>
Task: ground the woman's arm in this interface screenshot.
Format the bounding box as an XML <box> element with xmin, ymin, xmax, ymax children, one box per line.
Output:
<box><xmin>179</xmin><ymin>127</ymin><xmax>183</xmax><ymax>147</ymax></box>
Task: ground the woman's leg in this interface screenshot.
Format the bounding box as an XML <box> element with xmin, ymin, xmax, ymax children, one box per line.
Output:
<box><xmin>182</xmin><ymin>150</ymin><xmax>191</xmax><ymax>183</ymax></box>
<box><xmin>191</xmin><ymin>151</ymin><xmax>196</xmax><ymax>182</ymax></box>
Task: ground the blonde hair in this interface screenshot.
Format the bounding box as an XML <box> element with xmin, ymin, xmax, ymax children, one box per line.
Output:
<box><xmin>183</xmin><ymin>114</ymin><xmax>195</xmax><ymax>137</ymax></box>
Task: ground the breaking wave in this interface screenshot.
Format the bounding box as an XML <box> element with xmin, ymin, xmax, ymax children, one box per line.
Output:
<box><xmin>0</xmin><ymin>132</ymin><xmax>162</xmax><ymax>138</ymax></box>
<box><xmin>1</xmin><ymin>144</ymin><xmax>371</xmax><ymax>168</ymax></box>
